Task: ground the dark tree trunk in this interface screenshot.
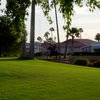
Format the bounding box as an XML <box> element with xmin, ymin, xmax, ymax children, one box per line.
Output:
<box><xmin>64</xmin><ymin>33</ymin><xmax>68</xmax><ymax>59</ymax></box>
<box><xmin>29</xmin><ymin>2</ymin><xmax>35</xmax><ymax>58</ymax></box>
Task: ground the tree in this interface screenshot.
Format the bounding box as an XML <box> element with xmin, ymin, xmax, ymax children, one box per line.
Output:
<box><xmin>79</xmin><ymin>28</ymin><xmax>83</xmax><ymax>39</ymax></box>
<box><xmin>44</xmin><ymin>31</ymin><xmax>50</xmax><ymax>41</ymax></box>
<box><xmin>6</xmin><ymin>0</ymin><xmax>31</xmax><ymax>58</ymax></box>
<box><xmin>49</xmin><ymin>27</ymin><xmax>55</xmax><ymax>43</ymax></box>
<box><xmin>95</xmin><ymin>33</ymin><xmax>100</xmax><ymax>42</ymax></box>
<box><xmin>50</xmin><ymin>0</ymin><xmax>61</xmax><ymax>58</ymax></box>
<box><xmin>6</xmin><ymin>0</ymin><xmax>100</xmax><ymax>58</ymax></box>
<box><xmin>63</xmin><ymin>25</ymin><xmax>70</xmax><ymax>58</ymax></box>
<box><xmin>37</xmin><ymin>36</ymin><xmax>42</xmax><ymax>43</ymax></box>
<box><xmin>0</xmin><ymin>16</ymin><xmax>22</xmax><ymax>57</ymax></box>
<box><xmin>29</xmin><ymin>0</ymin><xmax>51</xmax><ymax>58</ymax></box>
<box><xmin>37</xmin><ymin>36</ymin><xmax>42</xmax><ymax>52</ymax></box>
<box><xmin>49</xmin><ymin>27</ymin><xmax>55</xmax><ymax>39</ymax></box>
<box><xmin>69</xmin><ymin>27</ymin><xmax>83</xmax><ymax>54</ymax></box>
<box><xmin>29</xmin><ymin>1</ymin><xmax>36</xmax><ymax>58</ymax></box>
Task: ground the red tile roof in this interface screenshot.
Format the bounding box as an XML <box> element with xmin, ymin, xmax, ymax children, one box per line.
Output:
<box><xmin>42</xmin><ymin>39</ymin><xmax>96</xmax><ymax>48</ymax></box>
<box><xmin>59</xmin><ymin>39</ymin><xmax>96</xmax><ymax>48</ymax></box>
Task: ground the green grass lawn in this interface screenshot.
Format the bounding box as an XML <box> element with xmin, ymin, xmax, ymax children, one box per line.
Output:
<box><xmin>0</xmin><ymin>58</ymin><xmax>100</xmax><ymax>100</ymax></box>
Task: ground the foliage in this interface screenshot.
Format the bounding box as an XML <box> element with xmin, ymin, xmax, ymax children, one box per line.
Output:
<box><xmin>49</xmin><ymin>27</ymin><xmax>55</xmax><ymax>32</ymax></box>
<box><xmin>6</xmin><ymin>0</ymin><xmax>31</xmax><ymax>34</ymax></box>
<box><xmin>92</xmin><ymin>60</ymin><xmax>100</xmax><ymax>67</ymax></box>
<box><xmin>95</xmin><ymin>33</ymin><xmax>100</xmax><ymax>42</ymax></box>
<box><xmin>44</xmin><ymin>31</ymin><xmax>50</xmax><ymax>41</ymax></box>
<box><xmin>48</xmin><ymin>44</ymin><xmax>58</xmax><ymax>58</ymax></box>
<box><xmin>37</xmin><ymin>36</ymin><xmax>42</xmax><ymax>43</ymax></box>
<box><xmin>0</xmin><ymin>16</ymin><xmax>22</xmax><ymax>56</ymax></box>
<box><xmin>74</xmin><ymin>58</ymin><xmax>88</xmax><ymax>66</ymax></box>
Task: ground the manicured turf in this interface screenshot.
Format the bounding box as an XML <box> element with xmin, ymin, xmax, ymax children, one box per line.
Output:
<box><xmin>0</xmin><ymin>58</ymin><xmax>100</xmax><ymax>100</ymax></box>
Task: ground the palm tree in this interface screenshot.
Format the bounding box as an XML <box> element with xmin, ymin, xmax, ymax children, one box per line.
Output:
<box><xmin>37</xmin><ymin>36</ymin><xmax>42</xmax><ymax>43</ymax></box>
<box><xmin>48</xmin><ymin>37</ymin><xmax>53</xmax><ymax>43</ymax></box>
<box><xmin>69</xmin><ymin>27</ymin><xmax>83</xmax><ymax>54</ymax></box>
<box><xmin>95</xmin><ymin>33</ymin><xmax>100</xmax><ymax>42</ymax></box>
<box><xmin>63</xmin><ymin>25</ymin><xmax>70</xmax><ymax>58</ymax></box>
<box><xmin>49</xmin><ymin>27</ymin><xmax>55</xmax><ymax>40</ymax></box>
<box><xmin>53</xmin><ymin>0</ymin><xmax>60</xmax><ymax>58</ymax></box>
<box><xmin>79</xmin><ymin>28</ymin><xmax>83</xmax><ymax>39</ymax></box>
<box><xmin>29</xmin><ymin>1</ymin><xmax>35</xmax><ymax>58</ymax></box>
<box><xmin>44</xmin><ymin>31</ymin><xmax>50</xmax><ymax>41</ymax></box>
<box><xmin>37</xmin><ymin>36</ymin><xmax>42</xmax><ymax>52</ymax></box>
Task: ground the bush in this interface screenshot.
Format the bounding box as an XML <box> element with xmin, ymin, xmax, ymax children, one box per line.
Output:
<box><xmin>92</xmin><ymin>60</ymin><xmax>100</xmax><ymax>68</ymax></box>
<box><xmin>74</xmin><ymin>59</ymin><xmax>88</xmax><ymax>66</ymax></box>
<box><xmin>35</xmin><ymin>52</ymin><xmax>42</xmax><ymax>56</ymax></box>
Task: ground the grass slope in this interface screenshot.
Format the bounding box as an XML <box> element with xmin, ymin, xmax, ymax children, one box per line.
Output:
<box><xmin>0</xmin><ymin>58</ymin><xmax>100</xmax><ymax>100</ymax></box>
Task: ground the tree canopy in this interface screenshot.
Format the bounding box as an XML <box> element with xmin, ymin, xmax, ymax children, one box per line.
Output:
<box><xmin>95</xmin><ymin>33</ymin><xmax>100</xmax><ymax>42</ymax></box>
<box><xmin>0</xmin><ymin>16</ymin><xmax>22</xmax><ymax>56</ymax></box>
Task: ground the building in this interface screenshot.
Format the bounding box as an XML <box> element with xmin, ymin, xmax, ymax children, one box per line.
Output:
<box><xmin>81</xmin><ymin>42</ymin><xmax>100</xmax><ymax>52</ymax></box>
<box><xmin>59</xmin><ymin>39</ymin><xmax>96</xmax><ymax>54</ymax></box>
<box><xmin>26</xmin><ymin>39</ymin><xmax>100</xmax><ymax>55</ymax></box>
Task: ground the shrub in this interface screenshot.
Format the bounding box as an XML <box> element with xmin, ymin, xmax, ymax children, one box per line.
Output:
<box><xmin>92</xmin><ymin>60</ymin><xmax>100</xmax><ymax>68</ymax></box>
<box><xmin>74</xmin><ymin>59</ymin><xmax>88</xmax><ymax>66</ymax></box>
<box><xmin>35</xmin><ymin>52</ymin><xmax>42</xmax><ymax>56</ymax></box>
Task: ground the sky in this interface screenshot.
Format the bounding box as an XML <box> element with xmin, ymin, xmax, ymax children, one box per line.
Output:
<box><xmin>0</xmin><ymin>0</ymin><xmax>100</xmax><ymax>42</ymax></box>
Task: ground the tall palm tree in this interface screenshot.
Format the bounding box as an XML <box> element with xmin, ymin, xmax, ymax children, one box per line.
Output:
<box><xmin>69</xmin><ymin>27</ymin><xmax>83</xmax><ymax>54</ymax></box>
<box><xmin>49</xmin><ymin>27</ymin><xmax>55</xmax><ymax>40</ymax></box>
<box><xmin>29</xmin><ymin>1</ymin><xmax>35</xmax><ymax>58</ymax></box>
<box><xmin>50</xmin><ymin>0</ymin><xmax>60</xmax><ymax>58</ymax></box>
<box><xmin>95</xmin><ymin>33</ymin><xmax>100</xmax><ymax>42</ymax></box>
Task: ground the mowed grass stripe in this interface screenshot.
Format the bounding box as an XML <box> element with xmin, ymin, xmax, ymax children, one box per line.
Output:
<box><xmin>0</xmin><ymin>59</ymin><xmax>100</xmax><ymax>100</ymax></box>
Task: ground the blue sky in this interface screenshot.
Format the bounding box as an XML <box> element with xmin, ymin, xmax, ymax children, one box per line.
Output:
<box><xmin>1</xmin><ymin>0</ymin><xmax>100</xmax><ymax>42</ymax></box>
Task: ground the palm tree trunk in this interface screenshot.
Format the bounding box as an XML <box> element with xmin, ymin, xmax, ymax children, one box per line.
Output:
<box><xmin>64</xmin><ymin>32</ymin><xmax>68</xmax><ymax>59</ymax></box>
<box><xmin>54</xmin><ymin>0</ymin><xmax>60</xmax><ymax>58</ymax></box>
<box><xmin>72</xmin><ymin>36</ymin><xmax>74</xmax><ymax>54</ymax></box>
<box><xmin>29</xmin><ymin>2</ymin><xmax>35</xmax><ymax>58</ymax></box>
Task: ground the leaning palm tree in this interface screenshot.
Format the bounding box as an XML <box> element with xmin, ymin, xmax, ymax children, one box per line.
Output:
<box><xmin>95</xmin><ymin>33</ymin><xmax>100</xmax><ymax>42</ymax></box>
<box><xmin>44</xmin><ymin>31</ymin><xmax>50</xmax><ymax>41</ymax></box>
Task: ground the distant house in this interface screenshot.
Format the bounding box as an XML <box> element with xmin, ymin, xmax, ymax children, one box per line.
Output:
<box><xmin>59</xmin><ymin>39</ymin><xmax>96</xmax><ymax>54</ymax></box>
<box><xmin>81</xmin><ymin>42</ymin><xmax>100</xmax><ymax>52</ymax></box>
<box><xmin>26</xmin><ymin>39</ymin><xmax>99</xmax><ymax>55</ymax></box>
<box><xmin>26</xmin><ymin>42</ymin><xmax>42</xmax><ymax>53</ymax></box>
<box><xmin>41</xmin><ymin>41</ymin><xmax>50</xmax><ymax>53</ymax></box>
